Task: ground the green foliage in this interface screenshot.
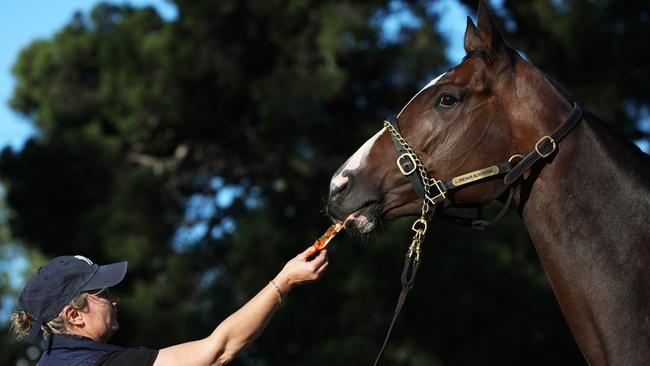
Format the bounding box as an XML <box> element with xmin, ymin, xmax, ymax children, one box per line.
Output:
<box><xmin>1</xmin><ymin>0</ymin><xmax>647</xmax><ymax>365</ymax></box>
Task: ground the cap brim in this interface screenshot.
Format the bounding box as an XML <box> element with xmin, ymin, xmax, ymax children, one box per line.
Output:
<box><xmin>82</xmin><ymin>261</ymin><xmax>128</xmax><ymax>292</ymax></box>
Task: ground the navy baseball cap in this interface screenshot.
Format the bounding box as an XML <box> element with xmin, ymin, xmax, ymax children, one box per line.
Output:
<box><xmin>17</xmin><ymin>255</ymin><xmax>127</xmax><ymax>343</ymax></box>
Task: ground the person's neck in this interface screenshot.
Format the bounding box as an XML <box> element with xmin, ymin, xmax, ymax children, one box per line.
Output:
<box><xmin>66</xmin><ymin>328</ymin><xmax>105</xmax><ymax>342</ymax></box>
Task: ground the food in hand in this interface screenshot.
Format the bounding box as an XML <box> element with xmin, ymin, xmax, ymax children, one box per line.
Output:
<box><xmin>312</xmin><ymin>223</ymin><xmax>344</xmax><ymax>251</ymax></box>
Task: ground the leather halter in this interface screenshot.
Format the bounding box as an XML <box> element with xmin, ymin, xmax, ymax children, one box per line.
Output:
<box><xmin>385</xmin><ymin>102</ymin><xmax>583</xmax><ymax>216</ymax></box>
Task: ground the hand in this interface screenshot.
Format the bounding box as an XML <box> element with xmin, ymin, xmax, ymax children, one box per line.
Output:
<box><xmin>273</xmin><ymin>246</ymin><xmax>329</xmax><ymax>295</ymax></box>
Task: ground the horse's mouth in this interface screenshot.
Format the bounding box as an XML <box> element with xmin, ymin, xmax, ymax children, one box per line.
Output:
<box><xmin>339</xmin><ymin>199</ymin><xmax>424</xmax><ymax>234</ymax></box>
<box><xmin>341</xmin><ymin>201</ymin><xmax>382</xmax><ymax>234</ymax></box>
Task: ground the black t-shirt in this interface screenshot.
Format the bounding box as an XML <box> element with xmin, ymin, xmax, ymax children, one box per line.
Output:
<box><xmin>96</xmin><ymin>347</ymin><xmax>159</xmax><ymax>366</ymax></box>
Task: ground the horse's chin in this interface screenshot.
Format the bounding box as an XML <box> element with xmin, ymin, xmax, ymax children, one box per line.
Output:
<box><xmin>342</xmin><ymin>202</ymin><xmax>382</xmax><ymax>234</ymax></box>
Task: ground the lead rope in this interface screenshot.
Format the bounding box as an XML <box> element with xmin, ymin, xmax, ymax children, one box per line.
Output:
<box><xmin>371</xmin><ymin>221</ymin><xmax>424</xmax><ymax>366</ymax></box>
<box><xmin>372</xmin><ymin>122</ymin><xmax>443</xmax><ymax>366</ymax></box>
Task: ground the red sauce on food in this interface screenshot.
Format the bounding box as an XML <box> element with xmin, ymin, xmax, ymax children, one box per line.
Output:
<box><xmin>312</xmin><ymin>223</ymin><xmax>344</xmax><ymax>251</ymax></box>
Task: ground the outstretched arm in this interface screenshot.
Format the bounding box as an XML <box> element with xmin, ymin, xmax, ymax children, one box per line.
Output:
<box><xmin>153</xmin><ymin>246</ymin><xmax>329</xmax><ymax>366</ymax></box>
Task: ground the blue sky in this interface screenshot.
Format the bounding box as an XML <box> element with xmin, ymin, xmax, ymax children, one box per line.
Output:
<box><xmin>0</xmin><ymin>0</ymin><xmax>178</xmax><ymax>152</ymax></box>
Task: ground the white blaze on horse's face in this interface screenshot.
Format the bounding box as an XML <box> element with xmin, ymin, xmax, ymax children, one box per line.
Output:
<box><xmin>330</xmin><ymin>127</ymin><xmax>386</xmax><ymax>192</ymax></box>
<box><xmin>329</xmin><ymin>72</ymin><xmax>447</xmax><ymax>232</ymax></box>
<box><xmin>330</xmin><ymin>72</ymin><xmax>447</xmax><ymax>195</ymax></box>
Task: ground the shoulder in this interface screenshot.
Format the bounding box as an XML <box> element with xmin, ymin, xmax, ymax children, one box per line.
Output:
<box><xmin>37</xmin><ymin>335</ymin><xmax>125</xmax><ymax>366</ymax></box>
<box><xmin>96</xmin><ymin>347</ymin><xmax>159</xmax><ymax>366</ymax></box>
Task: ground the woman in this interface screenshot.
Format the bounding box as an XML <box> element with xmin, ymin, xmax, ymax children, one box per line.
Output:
<box><xmin>11</xmin><ymin>246</ymin><xmax>328</xmax><ymax>365</ymax></box>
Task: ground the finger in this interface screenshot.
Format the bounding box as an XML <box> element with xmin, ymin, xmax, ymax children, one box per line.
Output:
<box><xmin>315</xmin><ymin>261</ymin><xmax>329</xmax><ymax>276</ymax></box>
<box><xmin>316</xmin><ymin>256</ymin><xmax>329</xmax><ymax>271</ymax></box>
<box><xmin>301</xmin><ymin>245</ymin><xmax>319</xmax><ymax>260</ymax></box>
<box><xmin>310</xmin><ymin>250</ymin><xmax>328</xmax><ymax>267</ymax></box>
<box><xmin>311</xmin><ymin>259</ymin><xmax>328</xmax><ymax>275</ymax></box>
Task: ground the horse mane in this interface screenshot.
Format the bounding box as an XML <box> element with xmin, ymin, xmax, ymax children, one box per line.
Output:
<box><xmin>542</xmin><ymin>73</ymin><xmax>650</xmax><ymax>159</ymax></box>
<box><xmin>543</xmin><ymin>73</ymin><xmax>576</xmax><ymax>105</ymax></box>
<box><xmin>585</xmin><ymin>110</ymin><xmax>650</xmax><ymax>161</ymax></box>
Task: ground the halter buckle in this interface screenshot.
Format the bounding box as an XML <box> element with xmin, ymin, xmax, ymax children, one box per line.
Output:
<box><xmin>397</xmin><ymin>153</ymin><xmax>418</xmax><ymax>176</ymax></box>
<box><xmin>535</xmin><ymin>136</ymin><xmax>556</xmax><ymax>158</ymax></box>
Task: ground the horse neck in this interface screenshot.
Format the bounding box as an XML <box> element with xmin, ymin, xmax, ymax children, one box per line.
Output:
<box><xmin>518</xmin><ymin>113</ymin><xmax>650</xmax><ymax>365</ymax></box>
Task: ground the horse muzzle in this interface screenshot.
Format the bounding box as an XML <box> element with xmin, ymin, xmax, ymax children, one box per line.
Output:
<box><xmin>327</xmin><ymin>170</ymin><xmax>383</xmax><ymax>234</ymax></box>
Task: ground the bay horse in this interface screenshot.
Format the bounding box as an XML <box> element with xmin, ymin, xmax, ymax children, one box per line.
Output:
<box><xmin>326</xmin><ymin>1</ymin><xmax>650</xmax><ymax>365</ymax></box>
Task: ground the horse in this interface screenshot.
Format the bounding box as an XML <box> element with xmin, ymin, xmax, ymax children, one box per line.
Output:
<box><xmin>326</xmin><ymin>1</ymin><xmax>650</xmax><ymax>365</ymax></box>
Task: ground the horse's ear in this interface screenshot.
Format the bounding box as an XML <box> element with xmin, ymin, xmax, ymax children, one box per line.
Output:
<box><xmin>476</xmin><ymin>0</ymin><xmax>506</xmax><ymax>54</ymax></box>
<box><xmin>463</xmin><ymin>16</ymin><xmax>484</xmax><ymax>54</ymax></box>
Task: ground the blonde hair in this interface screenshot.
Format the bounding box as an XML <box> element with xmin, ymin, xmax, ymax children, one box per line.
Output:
<box><xmin>10</xmin><ymin>293</ymin><xmax>88</xmax><ymax>341</ymax></box>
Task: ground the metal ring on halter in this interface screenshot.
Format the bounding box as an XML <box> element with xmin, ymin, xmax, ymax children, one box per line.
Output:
<box><xmin>411</xmin><ymin>218</ymin><xmax>428</xmax><ymax>233</ymax></box>
<box><xmin>508</xmin><ymin>154</ymin><xmax>523</xmax><ymax>163</ymax></box>
<box><xmin>429</xmin><ymin>179</ymin><xmax>446</xmax><ymax>202</ymax></box>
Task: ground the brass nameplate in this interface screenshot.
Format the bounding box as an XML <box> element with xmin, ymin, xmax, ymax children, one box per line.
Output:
<box><xmin>452</xmin><ymin>166</ymin><xmax>499</xmax><ymax>186</ymax></box>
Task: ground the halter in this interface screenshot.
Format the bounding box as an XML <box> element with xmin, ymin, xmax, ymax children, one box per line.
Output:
<box><xmin>385</xmin><ymin>102</ymin><xmax>583</xmax><ymax>219</ymax></box>
<box><xmin>372</xmin><ymin>102</ymin><xmax>583</xmax><ymax>365</ymax></box>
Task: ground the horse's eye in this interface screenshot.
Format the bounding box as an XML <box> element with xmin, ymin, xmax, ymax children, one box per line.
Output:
<box><xmin>438</xmin><ymin>94</ymin><xmax>457</xmax><ymax>108</ymax></box>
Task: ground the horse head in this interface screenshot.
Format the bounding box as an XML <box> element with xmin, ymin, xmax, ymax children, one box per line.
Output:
<box><xmin>327</xmin><ymin>0</ymin><xmax>575</xmax><ymax>234</ymax></box>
